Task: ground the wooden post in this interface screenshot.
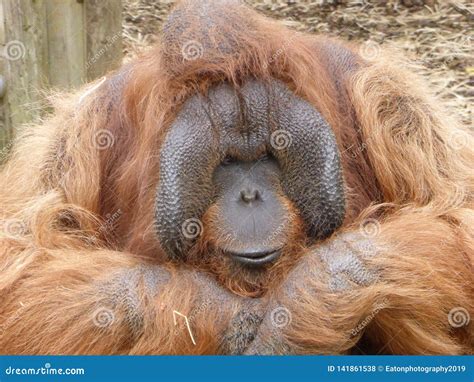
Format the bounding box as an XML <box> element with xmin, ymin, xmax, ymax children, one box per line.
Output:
<box><xmin>45</xmin><ymin>0</ymin><xmax>86</xmax><ymax>89</ymax></box>
<box><xmin>1</xmin><ymin>0</ymin><xmax>48</xmax><ymax>147</ymax></box>
<box><xmin>0</xmin><ymin>0</ymin><xmax>122</xmax><ymax>151</ymax></box>
<box><xmin>85</xmin><ymin>0</ymin><xmax>123</xmax><ymax>82</ymax></box>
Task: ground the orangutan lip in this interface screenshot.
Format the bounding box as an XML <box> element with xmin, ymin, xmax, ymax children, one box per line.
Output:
<box><xmin>229</xmin><ymin>250</ymin><xmax>281</xmax><ymax>267</ymax></box>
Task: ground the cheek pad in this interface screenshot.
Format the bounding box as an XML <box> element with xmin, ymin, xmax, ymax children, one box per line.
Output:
<box><xmin>268</xmin><ymin>81</ymin><xmax>345</xmax><ymax>239</ymax></box>
<box><xmin>155</xmin><ymin>97</ymin><xmax>218</xmax><ymax>258</ymax></box>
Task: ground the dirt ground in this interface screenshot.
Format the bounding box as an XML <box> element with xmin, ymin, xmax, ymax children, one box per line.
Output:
<box><xmin>123</xmin><ymin>0</ymin><xmax>473</xmax><ymax>126</ymax></box>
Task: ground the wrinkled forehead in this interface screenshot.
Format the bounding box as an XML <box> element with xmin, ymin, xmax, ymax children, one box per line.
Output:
<box><xmin>173</xmin><ymin>79</ymin><xmax>298</xmax><ymax>158</ymax></box>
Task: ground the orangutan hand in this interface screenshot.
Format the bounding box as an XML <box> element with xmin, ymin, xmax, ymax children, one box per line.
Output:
<box><xmin>243</xmin><ymin>231</ymin><xmax>381</xmax><ymax>355</ymax></box>
<box><xmin>98</xmin><ymin>263</ymin><xmax>268</xmax><ymax>354</ymax></box>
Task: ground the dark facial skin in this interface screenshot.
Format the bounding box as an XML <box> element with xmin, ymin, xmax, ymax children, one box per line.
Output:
<box><xmin>212</xmin><ymin>155</ymin><xmax>290</xmax><ymax>266</ymax></box>
<box><xmin>155</xmin><ymin>79</ymin><xmax>345</xmax><ymax>265</ymax></box>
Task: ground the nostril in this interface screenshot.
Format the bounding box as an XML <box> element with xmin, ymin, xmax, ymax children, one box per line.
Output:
<box><xmin>240</xmin><ymin>188</ymin><xmax>260</xmax><ymax>203</ymax></box>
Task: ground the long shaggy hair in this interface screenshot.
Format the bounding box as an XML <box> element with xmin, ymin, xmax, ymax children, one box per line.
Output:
<box><xmin>0</xmin><ymin>0</ymin><xmax>472</xmax><ymax>354</ymax></box>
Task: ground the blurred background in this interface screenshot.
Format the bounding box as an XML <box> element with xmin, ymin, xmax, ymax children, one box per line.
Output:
<box><xmin>0</xmin><ymin>0</ymin><xmax>472</xmax><ymax>156</ymax></box>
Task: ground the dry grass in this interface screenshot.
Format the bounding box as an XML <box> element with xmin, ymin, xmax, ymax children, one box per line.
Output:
<box><xmin>123</xmin><ymin>0</ymin><xmax>473</xmax><ymax>126</ymax></box>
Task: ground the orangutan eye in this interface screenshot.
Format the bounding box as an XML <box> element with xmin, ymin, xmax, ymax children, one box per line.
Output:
<box><xmin>222</xmin><ymin>156</ymin><xmax>236</xmax><ymax>166</ymax></box>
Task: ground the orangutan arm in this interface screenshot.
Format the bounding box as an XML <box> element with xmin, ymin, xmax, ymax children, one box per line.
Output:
<box><xmin>245</xmin><ymin>208</ymin><xmax>473</xmax><ymax>355</ymax></box>
<box><xmin>0</xmin><ymin>245</ymin><xmax>262</xmax><ymax>355</ymax></box>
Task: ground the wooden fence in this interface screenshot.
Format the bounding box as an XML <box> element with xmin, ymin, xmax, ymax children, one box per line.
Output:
<box><xmin>0</xmin><ymin>0</ymin><xmax>122</xmax><ymax>152</ymax></box>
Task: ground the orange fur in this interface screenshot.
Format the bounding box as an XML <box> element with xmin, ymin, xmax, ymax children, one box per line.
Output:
<box><xmin>0</xmin><ymin>0</ymin><xmax>472</xmax><ymax>354</ymax></box>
